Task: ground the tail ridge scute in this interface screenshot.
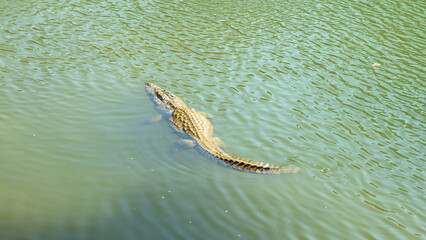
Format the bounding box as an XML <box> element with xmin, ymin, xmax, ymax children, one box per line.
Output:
<box><xmin>218</xmin><ymin>154</ymin><xmax>300</xmax><ymax>174</ymax></box>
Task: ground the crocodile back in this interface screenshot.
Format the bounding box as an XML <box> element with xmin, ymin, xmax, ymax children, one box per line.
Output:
<box><xmin>172</xmin><ymin>108</ymin><xmax>213</xmax><ymax>139</ymax></box>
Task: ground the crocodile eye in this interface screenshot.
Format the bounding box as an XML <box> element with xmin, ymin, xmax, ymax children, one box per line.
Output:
<box><xmin>155</xmin><ymin>92</ymin><xmax>164</xmax><ymax>100</ymax></box>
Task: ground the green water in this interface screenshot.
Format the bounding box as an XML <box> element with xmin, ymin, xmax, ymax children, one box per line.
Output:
<box><xmin>1</xmin><ymin>0</ymin><xmax>424</xmax><ymax>239</ymax></box>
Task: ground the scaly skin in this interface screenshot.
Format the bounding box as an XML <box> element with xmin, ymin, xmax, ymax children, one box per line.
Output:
<box><xmin>144</xmin><ymin>82</ymin><xmax>300</xmax><ymax>174</ymax></box>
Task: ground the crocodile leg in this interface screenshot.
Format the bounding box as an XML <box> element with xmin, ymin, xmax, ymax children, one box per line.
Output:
<box><xmin>212</xmin><ymin>137</ymin><xmax>226</xmax><ymax>149</ymax></box>
<box><xmin>197</xmin><ymin>111</ymin><xmax>214</xmax><ymax>119</ymax></box>
<box><xmin>176</xmin><ymin>139</ymin><xmax>196</xmax><ymax>149</ymax></box>
<box><xmin>150</xmin><ymin>114</ymin><xmax>163</xmax><ymax>123</ymax></box>
<box><xmin>169</xmin><ymin>139</ymin><xmax>196</xmax><ymax>155</ymax></box>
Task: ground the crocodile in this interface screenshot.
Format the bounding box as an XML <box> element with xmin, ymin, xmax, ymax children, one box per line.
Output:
<box><xmin>144</xmin><ymin>82</ymin><xmax>300</xmax><ymax>174</ymax></box>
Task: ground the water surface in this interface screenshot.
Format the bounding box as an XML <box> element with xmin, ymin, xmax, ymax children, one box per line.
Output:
<box><xmin>0</xmin><ymin>0</ymin><xmax>425</xmax><ymax>239</ymax></box>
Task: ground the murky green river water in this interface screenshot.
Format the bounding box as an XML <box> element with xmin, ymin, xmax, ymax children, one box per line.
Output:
<box><xmin>1</xmin><ymin>0</ymin><xmax>425</xmax><ymax>239</ymax></box>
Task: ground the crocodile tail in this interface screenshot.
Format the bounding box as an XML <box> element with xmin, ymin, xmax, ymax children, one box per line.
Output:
<box><xmin>268</xmin><ymin>166</ymin><xmax>301</xmax><ymax>174</ymax></box>
<box><xmin>196</xmin><ymin>140</ymin><xmax>300</xmax><ymax>174</ymax></box>
<box><xmin>217</xmin><ymin>153</ymin><xmax>300</xmax><ymax>174</ymax></box>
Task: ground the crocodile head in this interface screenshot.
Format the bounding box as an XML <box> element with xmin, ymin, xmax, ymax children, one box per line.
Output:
<box><xmin>145</xmin><ymin>82</ymin><xmax>187</xmax><ymax>113</ymax></box>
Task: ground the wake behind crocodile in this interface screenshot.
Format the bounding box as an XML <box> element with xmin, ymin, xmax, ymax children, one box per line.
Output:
<box><xmin>144</xmin><ymin>82</ymin><xmax>300</xmax><ymax>174</ymax></box>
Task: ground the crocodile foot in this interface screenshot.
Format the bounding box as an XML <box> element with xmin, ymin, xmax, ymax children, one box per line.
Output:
<box><xmin>176</xmin><ymin>139</ymin><xmax>196</xmax><ymax>149</ymax></box>
<box><xmin>212</xmin><ymin>137</ymin><xmax>226</xmax><ymax>149</ymax></box>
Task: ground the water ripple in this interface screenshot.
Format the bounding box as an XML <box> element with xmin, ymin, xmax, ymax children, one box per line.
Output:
<box><xmin>1</xmin><ymin>0</ymin><xmax>425</xmax><ymax>239</ymax></box>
